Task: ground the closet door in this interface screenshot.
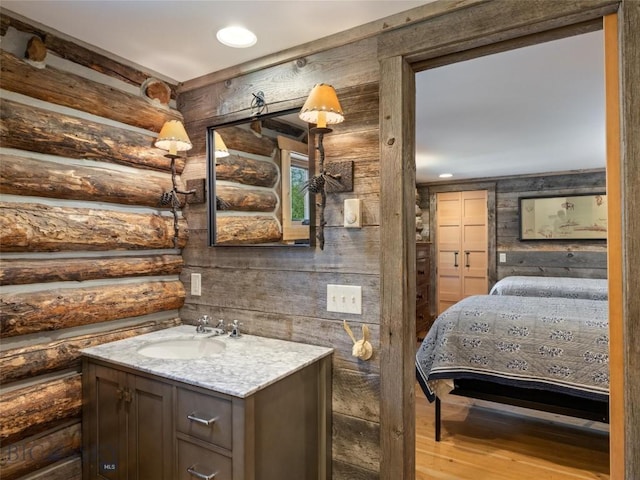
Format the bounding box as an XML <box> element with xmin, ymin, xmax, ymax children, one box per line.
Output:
<box><xmin>436</xmin><ymin>190</ymin><xmax>488</xmax><ymax>314</ymax></box>
<box><xmin>436</xmin><ymin>192</ymin><xmax>462</xmax><ymax>313</ymax></box>
<box><xmin>461</xmin><ymin>190</ymin><xmax>488</xmax><ymax>297</ymax></box>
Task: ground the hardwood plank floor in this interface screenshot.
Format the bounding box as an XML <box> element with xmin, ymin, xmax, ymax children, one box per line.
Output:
<box><xmin>416</xmin><ymin>386</ymin><xmax>610</xmax><ymax>479</ymax></box>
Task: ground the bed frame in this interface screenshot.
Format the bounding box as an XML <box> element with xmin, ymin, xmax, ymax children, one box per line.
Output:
<box><xmin>434</xmin><ymin>379</ymin><xmax>609</xmax><ymax>441</ymax></box>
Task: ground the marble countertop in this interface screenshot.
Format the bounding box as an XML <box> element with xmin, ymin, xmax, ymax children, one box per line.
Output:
<box><xmin>81</xmin><ymin>325</ymin><xmax>333</xmax><ymax>398</ymax></box>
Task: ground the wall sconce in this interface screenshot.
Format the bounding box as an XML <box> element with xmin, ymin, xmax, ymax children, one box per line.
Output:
<box><xmin>155</xmin><ymin>119</ymin><xmax>195</xmax><ymax>249</ymax></box>
<box><xmin>299</xmin><ymin>83</ymin><xmax>353</xmax><ymax>250</ymax></box>
<box><xmin>214</xmin><ymin>131</ymin><xmax>229</xmax><ymax>159</ymax></box>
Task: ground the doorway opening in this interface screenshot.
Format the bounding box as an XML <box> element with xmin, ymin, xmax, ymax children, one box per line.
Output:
<box><xmin>412</xmin><ymin>30</ymin><xmax>610</xmax><ymax>479</ymax></box>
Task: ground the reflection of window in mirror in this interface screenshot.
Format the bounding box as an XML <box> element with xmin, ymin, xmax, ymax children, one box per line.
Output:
<box><xmin>278</xmin><ymin>136</ymin><xmax>310</xmax><ymax>242</ymax></box>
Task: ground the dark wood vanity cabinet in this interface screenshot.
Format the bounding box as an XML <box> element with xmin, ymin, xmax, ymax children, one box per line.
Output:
<box><xmin>82</xmin><ymin>362</ymin><xmax>173</xmax><ymax>479</ymax></box>
<box><xmin>416</xmin><ymin>242</ymin><xmax>433</xmax><ymax>339</ymax></box>
<box><xmin>83</xmin><ymin>356</ymin><xmax>331</xmax><ymax>480</ymax></box>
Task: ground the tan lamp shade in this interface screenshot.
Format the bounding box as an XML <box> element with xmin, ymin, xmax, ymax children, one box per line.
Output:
<box><xmin>155</xmin><ymin>120</ymin><xmax>192</xmax><ymax>155</ymax></box>
<box><xmin>299</xmin><ymin>83</ymin><xmax>344</xmax><ymax>129</ymax></box>
<box><xmin>214</xmin><ymin>131</ymin><xmax>229</xmax><ymax>158</ymax></box>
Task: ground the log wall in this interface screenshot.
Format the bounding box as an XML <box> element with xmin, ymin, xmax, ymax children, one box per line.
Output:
<box><xmin>213</xmin><ymin>124</ymin><xmax>283</xmax><ymax>245</ymax></box>
<box><xmin>0</xmin><ymin>11</ymin><xmax>184</xmax><ymax>478</ymax></box>
<box><xmin>418</xmin><ymin>170</ymin><xmax>608</xmax><ymax>283</ymax></box>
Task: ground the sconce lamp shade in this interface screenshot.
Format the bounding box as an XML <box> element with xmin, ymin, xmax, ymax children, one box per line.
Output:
<box><xmin>214</xmin><ymin>131</ymin><xmax>229</xmax><ymax>158</ymax></box>
<box><xmin>155</xmin><ymin>120</ymin><xmax>192</xmax><ymax>156</ymax></box>
<box><xmin>299</xmin><ymin>83</ymin><xmax>344</xmax><ymax>130</ymax></box>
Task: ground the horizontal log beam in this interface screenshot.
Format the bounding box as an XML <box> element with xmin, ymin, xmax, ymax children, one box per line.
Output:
<box><xmin>0</xmin><ymin>421</ymin><xmax>81</xmax><ymax>480</ymax></box>
<box><xmin>0</xmin><ymin>280</ymin><xmax>185</xmax><ymax>338</ymax></box>
<box><xmin>218</xmin><ymin>125</ymin><xmax>276</xmax><ymax>157</ymax></box>
<box><xmin>0</xmin><ymin>374</ymin><xmax>81</xmax><ymax>444</ymax></box>
<box><xmin>0</xmin><ymin>12</ymin><xmax>177</xmax><ymax>98</ymax></box>
<box><xmin>216</xmin><ymin>155</ymin><xmax>278</xmax><ymax>188</ymax></box>
<box><xmin>0</xmin><ymin>202</ymin><xmax>187</xmax><ymax>252</ymax></box>
<box><xmin>0</xmin><ymin>317</ymin><xmax>181</xmax><ymax>382</ymax></box>
<box><xmin>0</xmin><ymin>99</ymin><xmax>185</xmax><ymax>173</ymax></box>
<box><xmin>215</xmin><ymin>216</ymin><xmax>281</xmax><ymax>245</ymax></box>
<box><xmin>0</xmin><ymin>254</ymin><xmax>183</xmax><ymax>286</ymax></box>
<box><xmin>0</xmin><ymin>50</ymin><xmax>181</xmax><ymax>132</ymax></box>
<box><xmin>216</xmin><ymin>184</ymin><xmax>277</xmax><ymax>212</ymax></box>
<box><xmin>0</xmin><ymin>154</ymin><xmax>176</xmax><ymax>207</ymax></box>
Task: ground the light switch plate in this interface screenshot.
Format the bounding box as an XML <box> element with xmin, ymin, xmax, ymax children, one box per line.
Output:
<box><xmin>499</xmin><ymin>253</ymin><xmax>507</xmax><ymax>263</ymax></box>
<box><xmin>327</xmin><ymin>284</ymin><xmax>362</xmax><ymax>314</ymax></box>
<box><xmin>191</xmin><ymin>273</ymin><xmax>202</xmax><ymax>296</ymax></box>
<box><xmin>344</xmin><ymin>198</ymin><xmax>362</xmax><ymax>228</ymax></box>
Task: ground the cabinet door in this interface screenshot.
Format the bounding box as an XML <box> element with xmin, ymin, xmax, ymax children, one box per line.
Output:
<box><xmin>86</xmin><ymin>363</ymin><xmax>129</xmax><ymax>480</ymax></box>
<box><xmin>127</xmin><ymin>374</ymin><xmax>174</xmax><ymax>480</ymax></box>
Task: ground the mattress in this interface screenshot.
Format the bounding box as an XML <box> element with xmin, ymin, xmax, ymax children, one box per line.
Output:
<box><xmin>415</xmin><ymin>295</ymin><xmax>609</xmax><ymax>402</ymax></box>
<box><xmin>489</xmin><ymin>275</ymin><xmax>608</xmax><ymax>300</ymax></box>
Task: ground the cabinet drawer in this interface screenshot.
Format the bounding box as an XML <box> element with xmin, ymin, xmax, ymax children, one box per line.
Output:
<box><xmin>177</xmin><ymin>439</ymin><xmax>232</xmax><ymax>480</ymax></box>
<box><xmin>177</xmin><ymin>388</ymin><xmax>232</xmax><ymax>450</ymax></box>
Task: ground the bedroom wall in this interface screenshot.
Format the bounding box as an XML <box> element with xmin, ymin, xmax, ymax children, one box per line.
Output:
<box><xmin>418</xmin><ymin>169</ymin><xmax>608</xmax><ymax>283</ymax></box>
<box><xmin>0</xmin><ymin>12</ymin><xmax>185</xmax><ymax>478</ymax></box>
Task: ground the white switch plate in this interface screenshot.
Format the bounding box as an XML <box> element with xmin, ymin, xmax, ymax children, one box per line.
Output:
<box><xmin>499</xmin><ymin>253</ymin><xmax>507</xmax><ymax>263</ymax></box>
<box><xmin>344</xmin><ymin>198</ymin><xmax>362</xmax><ymax>228</ymax></box>
<box><xmin>191</xmin><ymin>273</ymin><xmax>202</xmax><ymax>296</ymax></box>
<box><xmin>327</xmin><ymin>284</ymin><xmax>362</xmax><ymax>314</ymax></box>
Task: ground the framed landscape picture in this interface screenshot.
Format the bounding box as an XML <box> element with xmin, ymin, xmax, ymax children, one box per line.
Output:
<box><xmin>519</xmin><ymin>193</ymin><xmax>608</xmax><ymax>240</ymax></box>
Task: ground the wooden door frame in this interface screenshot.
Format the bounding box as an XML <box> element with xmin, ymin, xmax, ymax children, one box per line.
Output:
<box><xmin>378</xmin><ymin>1</ymin><xmax>638</xmax><ymax>479</ymax></box>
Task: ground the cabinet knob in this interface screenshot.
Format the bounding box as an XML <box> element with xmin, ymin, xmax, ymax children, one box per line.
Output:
<box><xmin>187</xmin><ymin>466</ymin><xmax>216</xmax><ymax>479</ymax></box>
<box><xmin>116</xmin><ymin>387</ymin><xmax>132</xmax><ymax>403</ymax></box>
<box><xmin>187</xmin><ymin>412</ymin><xmax>217</xmax><ymax>426</ymax></box>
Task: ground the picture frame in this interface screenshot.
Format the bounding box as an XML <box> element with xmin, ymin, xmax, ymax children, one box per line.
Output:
<box><xmin>519</xmin><ymin>193</ymin><xmax>608</xmax><ymax>240</ymax></box>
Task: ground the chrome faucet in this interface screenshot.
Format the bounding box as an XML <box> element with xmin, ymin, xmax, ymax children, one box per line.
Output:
<box><xmin>229</xmin><ymin>320</ymin><xmax>242</xmax><ymax>338</ymax></box>
<box><xmin>195</xmin><ymin>315</ymin><xmax>210</xmax><ymax>333</ymax></box>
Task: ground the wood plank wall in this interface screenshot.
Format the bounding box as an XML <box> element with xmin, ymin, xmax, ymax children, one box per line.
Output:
<box><xmin>418</xmin><ymin>170</ymin><xmax>608</xmax><ymax>285</ymax></box>
<box><xmin>0</xmin><ymin>12</ymin><xmax>185</xmax><ymax>478</ymax></box>
<box><xmin>180</xmin><ymin>78</ymin><xmax>383</xmax><ymax>478</ymax></box>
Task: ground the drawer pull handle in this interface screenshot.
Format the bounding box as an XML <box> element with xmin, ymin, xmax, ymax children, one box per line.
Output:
<box><xmin>187</xmin><ymin>412</ymin><xmax>217</xmax><ymax>426</ymax></box>
<box><xmin>187</xmin><ymin>466</ymin><xmax>216</xmax><ymax>479</ymax></box>
<box><xmin>417</xmin><ymin>270</ymin><xmax>425</xmax><ymax>275</ymax></box>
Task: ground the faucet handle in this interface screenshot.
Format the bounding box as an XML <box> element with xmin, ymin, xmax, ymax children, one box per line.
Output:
<box><xmin>196</xmin><ymin>315</ymin><xmax>210</xmax><ymax>333</ymax></box>
<box><xmin>229</xmin><ymin>320</ymin><xmax>243</xmax><ymax>338</ymax></box>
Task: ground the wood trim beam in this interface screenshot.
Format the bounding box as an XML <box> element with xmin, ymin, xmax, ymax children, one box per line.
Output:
<box><xmin>618</xmin><ymin>2</ymin><xmax>640</xmax><ymax>478</ymax></box>
<box><xmin>378</xmin><ymin>0</ymin><xmax>619</xmax><ymax>64</ymax></box>
<box><xmin>379</xmin><ymin>55</ymin><xmax>416</xmax><ymax>480</ymax></box>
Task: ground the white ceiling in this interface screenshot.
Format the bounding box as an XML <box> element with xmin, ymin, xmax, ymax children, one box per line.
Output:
<box><xmin>416</xmin><ymin>31</ymin><xmax>605</xmax><ymax>183</ymax></box>
<box><xmin>1</xmin><ymin>0</ymin><xmax>427</xmax><ymax>82</ymax></box>
<box><xmin>2</xmin><ymin>1</ymin><xmax>605</xmax><ymax>184</ymax></box>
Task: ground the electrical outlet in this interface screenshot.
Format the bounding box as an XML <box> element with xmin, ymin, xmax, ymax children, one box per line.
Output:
<box><xmin>191</xmin><ymin>273</ymin><xmax>202</xmax><ymax>296</ymax></box>
<box><xmin>499</xmin><ymin>253</ymin><xmax>507</xmax><ymax>263</ymax></box>
<box><xmin>327</xmin><ymin>284</ymin><xmax>362</xmax><ymax>314</ymax></box>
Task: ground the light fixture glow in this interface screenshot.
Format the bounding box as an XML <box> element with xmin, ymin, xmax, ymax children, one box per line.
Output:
<box><xmin>216</xmin><ymin>26</ymin><xmax>257</xmax><ymax>48</ymax></box>
<box><xmin>439</xmin><ymin>173</ymin><xmax>453</xmax><ymax>178</ymax></box>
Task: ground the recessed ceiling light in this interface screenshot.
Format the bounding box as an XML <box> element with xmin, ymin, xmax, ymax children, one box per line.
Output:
<box><xmin>439</xmin><ymin>173</ymin><xmax>453</xmax><ymax>178</ymax></box>
<box><xmin>216</xmin><ymin>26</ymin><xmax>257</xmax><ymax>48</ymax></box>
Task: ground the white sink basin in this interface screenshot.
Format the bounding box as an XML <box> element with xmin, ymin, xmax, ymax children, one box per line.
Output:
<box><xmin>137</xmin><ymin>337</ymin><xmax>226</xmax><ymax>360</ymax></box>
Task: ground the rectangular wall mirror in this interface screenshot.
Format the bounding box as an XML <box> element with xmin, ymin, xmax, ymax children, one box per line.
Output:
<box><xmin>207</xmin><ymin>109</ymin><xmax>314</xmax><ymax>246</ymax></box>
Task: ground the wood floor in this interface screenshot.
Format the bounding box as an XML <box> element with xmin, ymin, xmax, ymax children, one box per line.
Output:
<box><xmin>415</xmin><ymin>386</ymin><xmax>610</xmax><ymax>479</ymax></box>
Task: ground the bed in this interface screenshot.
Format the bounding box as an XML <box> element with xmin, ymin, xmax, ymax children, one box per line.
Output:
<box><xmin>415</xmin><ymin>295</ymin><xmax>609</xmax><ymax>440</ymax></box>
<box><xmin>490</xmin><ymin>275</ymin><xmax>608</xmax><ymax>300</ymax></box>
